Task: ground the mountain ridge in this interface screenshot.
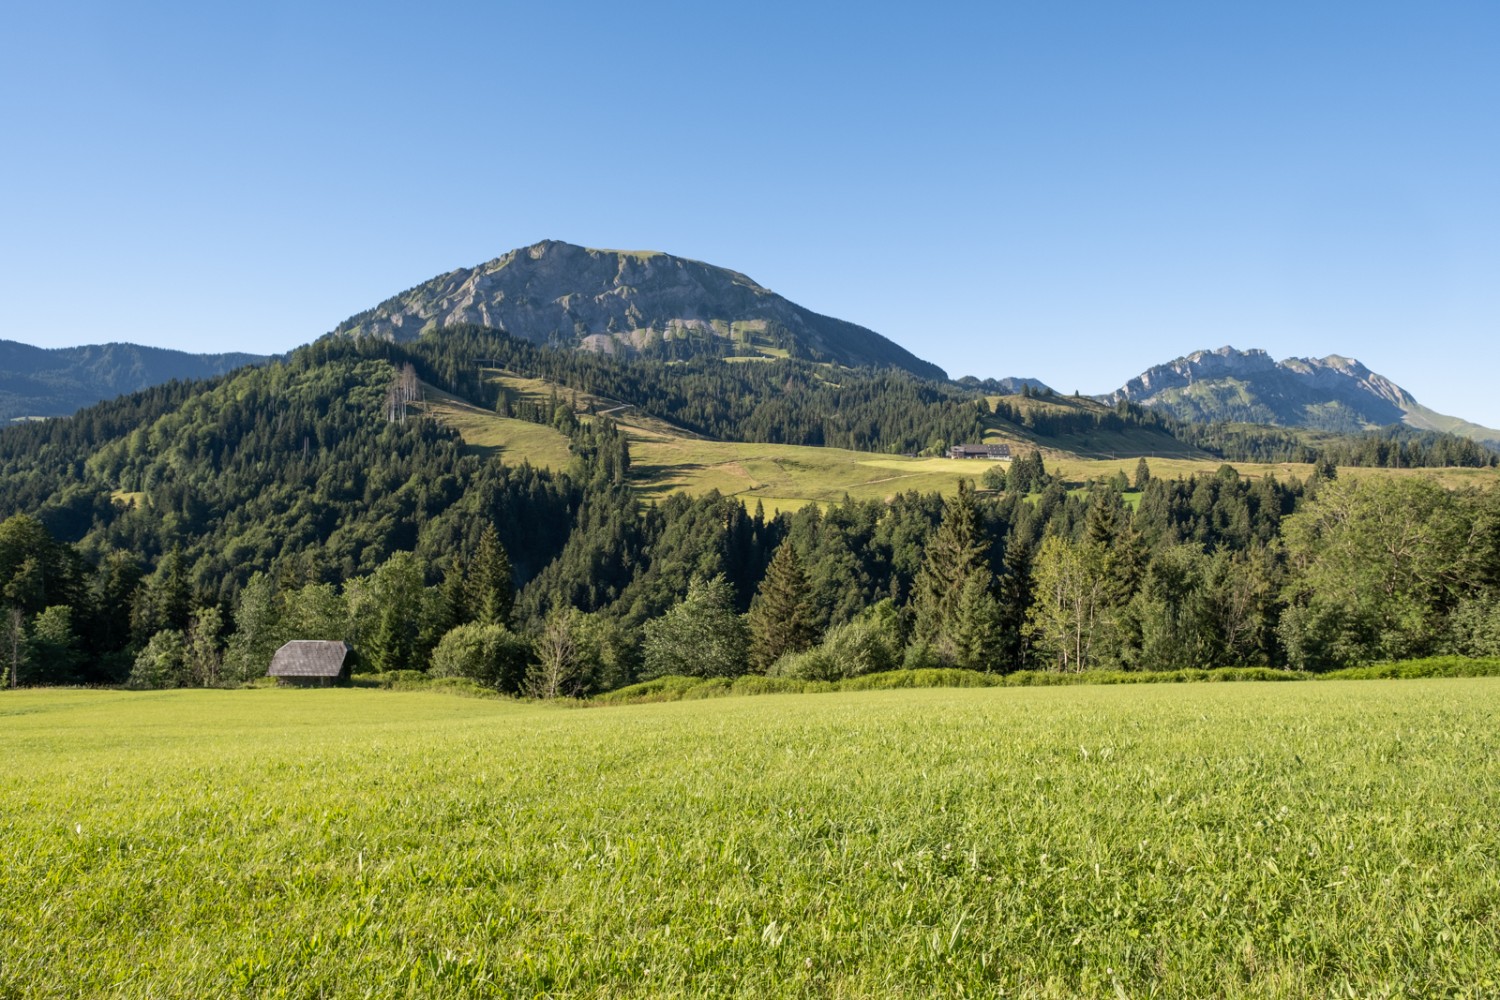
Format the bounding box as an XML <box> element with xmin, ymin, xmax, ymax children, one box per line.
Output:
<box><xmin>332</xmin><ymin>239</ymin><xmax>946</xmax><ymax>380</ymax></box>
<box><xmin>1104</xmin><ymin>345</ymin><xmax>1500</xmax><ymax>446</ymax></box>
<box><xmin>0</xmin><ymin>340</ymin><xmax>269</xmax><ymax>421</ymax></box>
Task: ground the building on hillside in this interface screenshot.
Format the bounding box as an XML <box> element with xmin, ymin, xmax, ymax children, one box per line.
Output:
<box><xmin>948</xmin><ymin>443</ymin><xmax>1012</xmax><ymax>460</ymax></box>
<box><xmin>267</xmin><ymin>640</ymin><xmax>353</xmax><ymax>687</ymax></box>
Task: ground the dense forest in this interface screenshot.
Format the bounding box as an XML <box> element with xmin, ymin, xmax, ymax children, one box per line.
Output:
<box><xmin>1</xmin><ymin>330</ymin><xmax>1498</xmax><ymax>693</ymax></box>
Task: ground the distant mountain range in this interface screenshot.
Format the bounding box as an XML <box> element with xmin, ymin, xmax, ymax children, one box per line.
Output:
<box><xmin>5</xmin><ymin>244</ymin><xmax>1497</xmax><ymax>451</ymax></box>
<box><xmin>1104</xmin><ymin>346</ymin><xmax>1500</xmax><ymax>447</ymax></box>
<box><xmin>0</xmin><ymin>341</ymin><xmax>268</xmax><ymax>421</ymax></box>
<box><xmin>332</xmin><ymin>239</ymin><xmax>946</xmax><ymax>380</ymax></box>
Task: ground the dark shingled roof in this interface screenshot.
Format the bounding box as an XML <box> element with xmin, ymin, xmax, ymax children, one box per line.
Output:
<box><xmin>268</xmin><ymin>640</ymin><xmax>352</xmax><ymax>678</ymax></box>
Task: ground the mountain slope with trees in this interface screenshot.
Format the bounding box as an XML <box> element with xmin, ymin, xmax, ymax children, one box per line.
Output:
<box><xmin>0</xmin><ymin>324</ymin><xmax>1497</xmax><ymax>694</ymax></box>
<box><xmin>0</xmin><ymin>339</ymin><xmax>267</xmax><ymax>421</ymax></box>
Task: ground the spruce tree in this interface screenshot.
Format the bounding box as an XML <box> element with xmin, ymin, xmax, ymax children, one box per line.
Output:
<box><xmin>466</xmin><ymin>525</ymin><xmax>514</xmax><ymax>627</ymax></box>
<box><xmin>996</xmin><ymin>534</ymin><xmax>1034</xmax><ymax>670</ymax></box>
<box><xmin>912</xmin><ymin>480</ymin><xmax>991</xmax><ymax>646</ymax></box>
<box><xmin>129</xmin><ymin>549</ymin><xmax>191</xmax><ymax>646</ymax></box>
<box><xmin>439</xmin><ymin>555</ymin><xmax>469</xmax><ymax>628</ymax></box>
<box><xmin>951</xmin><ymin>573</ymin><xmax>1003</xmax><ymax>670</ymax></box>
<box><xmin>1134</xmin><ymin>457</ymin><xmax>1152</xmax><ymax>490</ymax></box>
<box><xmin>747</xmin><ymin>541</ymin><xmax>817</xmax><ymax>672</ymax></box>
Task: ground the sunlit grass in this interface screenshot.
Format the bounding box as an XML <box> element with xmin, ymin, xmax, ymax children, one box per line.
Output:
<box><xmin>424</xmin><ymin>377</ymin><xmax>1498</xmax><ymax>515</ymax></box>
<box><xmin>2</xmin><ymin>681</ymin><xmax>1497</xmax><ymax>997</ymax></box>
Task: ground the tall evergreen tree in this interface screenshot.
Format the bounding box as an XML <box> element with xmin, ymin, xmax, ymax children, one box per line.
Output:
<box><xmin>996</xmin><ymin>535</ymin><xmax>1035</xmax><ymax>670</ymax></box>
<box><xmin>951</xmin><ymin>573</ymin><xmax>1003</xmax><ymax>670</ymax></box>
<box><xmin>747</xmin><ymin>541</ymin><xmax>818</xmax><ymax>671</ymax></box>
<box><xmin>912</xmin><ymin>480</ymin><xmax>991</xmax><ymax>646</ymax></box>
<box><xmin>466</xmin><ymin>524</ymin><xmax>514</xmax><ymax>627</ymax></box>
<box><xmin>129</xmin><ymin>549</ymin><xmax>191</xmax><ymax>646</ymax></box>
<box><xmin>1134</xmin><ymin>457</ymin><xmax>1152</xmax><ymax>489</ymax></box>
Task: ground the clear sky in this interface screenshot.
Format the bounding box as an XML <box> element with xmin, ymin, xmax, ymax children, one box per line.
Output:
<box><xmin>4</xmin><ymin>2</ymin><xmax>1498</xmax><ymax>425</ymax></box>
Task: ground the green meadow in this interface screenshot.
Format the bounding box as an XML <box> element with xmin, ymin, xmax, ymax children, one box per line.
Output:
<box><xmin>421</xmin><ymin>375</ymin><xmax>1496</xmax><ymax>517</ymax></box>
<box><xmin>3</xmin><ymin>681</ymin><xmax>1498</xmax><ymax>998</ymax></box>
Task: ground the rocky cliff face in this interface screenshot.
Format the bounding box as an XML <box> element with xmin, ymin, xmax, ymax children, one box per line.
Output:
<box><xmin>334</xmin><ymin>240</ymin><xmax>945</xmax><ymax>380</ymax></box>
<box><xmin>1106</xmin><ymin>346</ymin><xmax>1498</xmax><ymax>444</ymax></box>
<box><xmin>1112</xmin><ymin>346</ymin><xmax>1279</xmax><ymax>399</ymax></box>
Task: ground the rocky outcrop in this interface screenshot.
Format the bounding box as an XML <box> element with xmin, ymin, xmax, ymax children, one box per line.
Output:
<box><xmin>333</xmin><ymin>240</ymin><xmax>945</xmax><ymax>380</ymax></box>
<box><xmin>1106</xmin><ymin>346</ymin><xmax>1498</xmax><ymax>444</ymax></box>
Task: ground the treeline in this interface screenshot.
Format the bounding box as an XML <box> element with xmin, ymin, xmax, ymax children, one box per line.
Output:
<box><xmin>330</xmin><ymin>325</ymin><xmax>988</xmax><ymax>455</ymax></box>
<box><xmin>7</xmin><ymin>418</ymin><xmax>1499</xmax><ymax>692</ymax></box>
<box><xmin>297</xmin><ymin>325</ymin><xmax>1497</xmax><ymax>468</ymax></box>
<box><xmin>1177</xmin><ymin>421</ymin><xmax>1498</xmax><ymax>468</ymax></box>
<box><xmin>991</xmin><ymin>392</ymin><xmax>1179</xmax><ymax>439</ymax></box>
<box><xmin>3</xmin><ymin>329</ymin><xmax>1498</xmax><ymax>692</ymax></box>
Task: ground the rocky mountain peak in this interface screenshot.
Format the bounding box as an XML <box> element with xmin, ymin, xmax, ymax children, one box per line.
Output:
<box><xmin>332</xmin><ymin>241</ymin><xmax>944</xmax><ymax>380</ymax></box>
<box><xmin>1105</xmin><ymin>345</ymin><xmax>1498</xmax><ymax>443</ymax></box>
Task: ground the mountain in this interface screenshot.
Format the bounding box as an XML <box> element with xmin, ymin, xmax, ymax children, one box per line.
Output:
<box><xmin>0</xmin><ymin>340</ymin><xmax>269</xmax><ymax>421</ymax></box>
<box><xmin>957</xmin><ymin>375</ymin><xmax>1055</xmax><ymax>395</ymax></box>
<box><xmin>1105</xmin><ymin>346</ymin><xmax>1500</xmax><ymax>447</ymax></box>
<box><xmin>332</xmin><ymin>239</ymin><xmax>946</xmax><ymax>380</ymax></box>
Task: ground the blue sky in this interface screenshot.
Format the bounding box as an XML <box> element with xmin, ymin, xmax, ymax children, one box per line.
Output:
<box><xmin>4</xmin><ymin>2</ymin><xmax>1498</xmax><ymax>425</ymax></box>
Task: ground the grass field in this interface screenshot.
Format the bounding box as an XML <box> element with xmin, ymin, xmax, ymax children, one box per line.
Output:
<box><xmin>419</xmin><ymin>375</ymin><xmax>1496</xmax><ymax>514</ymax></box>
<box><xmin>3</xmin><ymin>681</ymin><xmax>1498</xmax><ymax>997</ymax></box>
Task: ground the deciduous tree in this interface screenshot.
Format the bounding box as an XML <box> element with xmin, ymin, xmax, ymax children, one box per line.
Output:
<box><xmin>642</xmin><ymin>575</ymin><xmax>748</xmax><ymax>679</ymax></box>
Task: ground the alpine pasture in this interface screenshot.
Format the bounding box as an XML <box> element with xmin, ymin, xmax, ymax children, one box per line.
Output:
<box><xmin>3</xmin><ymin>680</ymin><xmax>1497</xmax><ymax>997</ymax></box>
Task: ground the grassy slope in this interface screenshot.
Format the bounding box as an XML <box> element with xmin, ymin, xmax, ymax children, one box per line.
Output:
<box><xmin>3</xmin><ymin>683</ymin><xmax>1497</xmax><ymax>997</ymax></box>
<box><xmin>422</xmin><ymin>374</ymin><xmax>1495</xmax><ymax>511</ymax></box>
<box><xmin>424</xmin><ymin>373</ymin><xmax>1035</xmax><ymax>514</ymax></box>
<box><xmin>1403</xmin><ymin>400</ymin><xmax>1500</xmax><ymax>447</ymax></box>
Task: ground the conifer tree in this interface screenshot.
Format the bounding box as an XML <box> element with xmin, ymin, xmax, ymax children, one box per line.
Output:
<box><xmin>951</xmin><ymin>573</ymin><xmax>1003</xmax><ymax>670</ymax></box>
<box><xmin>438</xmin><ymin>556</ymin><xmax>469</xmax><ymax>628</ymax></box>
<box><xmin>466</xmin><ymin>525</ymin><xmax>514</xmax><ymax>627</ymax></box>
<box><xmin>1134</xmin><ymin>457</ymin><xmax>1152</xmax><ymax>489</ymax></box>
<box><xmin>912</xmin><ymin>480</ymin><xmax>991</xmax><ymax>647</ymax></box>
<box><xmin>747</xmin><ymin>541</ymin><xmax>817</xmax><ymax>671</ymax></box>
<box><xmin>996</xmin><ymin>535</ymin><xmax>1035</xmax><ymax>670</ymax></box>
<box><xmin>129</xmin><ymin>549</ymin><xmax>191</xmax><ymax>646</ymax></box>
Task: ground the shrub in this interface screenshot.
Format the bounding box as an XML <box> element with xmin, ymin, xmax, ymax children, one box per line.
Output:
<box><xmin>593</xmin><ymin>675</ymin><xmax>705</xmax><ymax>704</ymax></box>
<box><xmin>820</xmin><ymin>617</ymin><xmax>901</xmax><ymax>678</ymax></box>
<box><xmin>642</xmin><ymin>576</ymin><xmax>749</xmax><ymax>679</ymax></box>
<box><xmin>126</xmin><ymin>630</ymin><xmax>188</xmax><ymax>690</ymax></box>
<box><xmin>768</xmin><ymin>648</ymin><xmax>839</xmax><ymax>682</ymax></box>
<box><xmin>1322</xmin><ymin>656</ymin><xmax>1500</xmax><ymax>680</ymax></box>
<box><xmin>430</xmin><ymin>623</ymin><xmax>532</xmax><ymax>693</ymax></box>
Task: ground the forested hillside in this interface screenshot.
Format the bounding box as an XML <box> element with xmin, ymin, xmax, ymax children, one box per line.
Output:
<box><xmin>0</xmin><ymin>339</ymin><xmax>267</xmax><ymax>420</ymax></box>
<box><xmin>1</xmin><ymin>327</ymin><xmax>1497</xmax><ymax>692</ymax></box>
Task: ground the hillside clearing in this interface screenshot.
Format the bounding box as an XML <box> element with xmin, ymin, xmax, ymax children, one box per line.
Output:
<box><xmin>3</xmin><ymin>682</ymin><xmax>1497</xmax><ymax>998</ymax></box>
<box><xmin>422</xmin><ymin>377</ymin><xmax>1496</xmax><ymax>512</ymax></box>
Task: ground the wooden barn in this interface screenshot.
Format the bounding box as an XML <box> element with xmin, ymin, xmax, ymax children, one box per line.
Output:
<box><xmin>267</xmin><ymin>640</ymin><xmax>353</xmax><ymax>687</ymax></box>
